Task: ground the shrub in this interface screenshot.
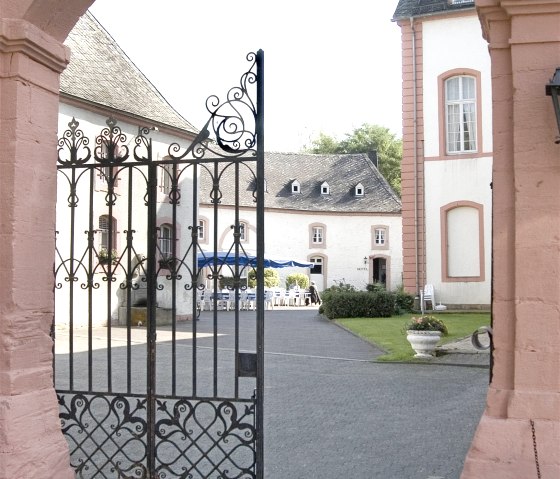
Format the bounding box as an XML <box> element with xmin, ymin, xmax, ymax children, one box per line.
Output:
<box><xmin>394</xmin><ymin>286</ymin><xmax>415</xmax><ymax>314</ymax></box>
<box><xmin>321</xmin><ymin>291</ymin><xmax>395</xmax><ymax>319</ymax></box>
<box><xmin>366</xmin><ymin>282</ymin><xmax>386</xmax><ymax>293</ymax></box>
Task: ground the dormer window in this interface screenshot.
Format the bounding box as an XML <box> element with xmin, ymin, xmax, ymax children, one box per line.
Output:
<box><xmin>291</xmin><ymin>180</ymin><xmax>301</xmax><ymax>194</ymax></box>
<box><xmin>355</xmin><ymin>183</ymin><xmax>364</xmax><ymax>197</ymax></box>
<box><xmin>321</xmin><ymin>182</ymin><xmax>330</xmax><ymax>195</ymax></box>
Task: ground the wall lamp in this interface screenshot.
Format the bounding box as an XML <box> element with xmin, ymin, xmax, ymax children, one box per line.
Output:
<box><xmin>363</xmin><ymin>256</ymin><xmax>368</xmax><ymax>265</ymax></box>
<box><xmin>545</xmin><ymin>67</ymin><xmax>560</xmax><ymax>144</ymax></box>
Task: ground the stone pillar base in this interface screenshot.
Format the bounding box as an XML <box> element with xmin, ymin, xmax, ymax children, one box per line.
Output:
<box><xmin>462</xmin><ymin>414</ymin><xmax>560</xmax><ymax>478</ymax></box>
<box><xmin>0</xmin><ymin>388</ymin><xmax>74</xmax><ymax>479</ymax></box>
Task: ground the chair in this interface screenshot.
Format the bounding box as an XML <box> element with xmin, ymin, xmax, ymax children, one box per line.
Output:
<box><xmin>196</xmin><ymin>288</ymin><xmax>209</xmax><ymax>311</ymax></box>
<box><xmin>287</xmin><ymin>289</ymin><xmax>297</xmax><ymax>307</ymax></box>
<box><xmin>273</xmin><ymin>288</ymin><xmax>284</xmax><ymax>306</ymax></box>
<box><xmin>422</xmin><ymin>284</ymin><xmax>435</xmax><ymax>311</ymax></box>
<box><xmin>218</xmin><ymin>290</ymin><xmax>233</xmax><ymax>311</ymax></box>
<box><xmin>264</xmin><ymin>290</ymin><xmax>274</xmax><ymax>310</ymax></box>
<box><xmin>239</xmin><ymin>290</ymin><xmax>255</xmax><ymax>311</ymax></box>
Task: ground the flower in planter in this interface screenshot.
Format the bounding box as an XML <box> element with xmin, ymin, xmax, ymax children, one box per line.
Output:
<box><xmin>98</xmin><ymin>247</ymin><xmax>118</xmax><ymax>264</ymax></box>
<box><xmin>404</xmin><ymin>315</ymin><xmax>448</xmax><ymax>335</ymax></box>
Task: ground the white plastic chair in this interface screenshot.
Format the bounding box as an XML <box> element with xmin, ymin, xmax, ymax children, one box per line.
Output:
<box><xmin>422</xmin><ymin>284</ymin><xmax>435</xmax><ymax>311</ymax></box>
<box><xmin>218</xmin><ymin>290</ymin><xmax>233</xmax><ymax>311</ymax></box>
<box><xmin>197</xmin><ymin>288</ymin><xmax>209</xmax><ymax>311</ymax></box>
<box><xmin>287</xmin><ymin>289</ymin><xmax>297</xmax><ymax>307</ymax></box>
<box><xmin>264</xmin><ymin>290</ymin><xmax>274</xmax><ymax>310</ymax></box>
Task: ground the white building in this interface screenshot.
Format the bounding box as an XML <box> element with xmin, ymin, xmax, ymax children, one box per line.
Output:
<box><xmin>56</xmin><ymin>12</ymin><xmax>403</xmax><ymax>330</ymax></box>
<box><xmin>393</xmin><ymin>0</ymin><xmax>492</xmax><ymax>308</ymax></box>
<box><xmin>198</xmin><ymin>151</ymin><xmax>403</xmax><ymax>292</ymax></box>
<box><xmin>55</xmin><ymin>12</ymin><xmax>198</xmax><ymax>326</ymax></box>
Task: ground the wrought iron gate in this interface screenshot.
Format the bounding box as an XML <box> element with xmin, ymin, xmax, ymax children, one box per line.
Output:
<box><xmin>54</xmin><ymin>51</ymin><xmax>264</xmax><ymax>478</ymax></box>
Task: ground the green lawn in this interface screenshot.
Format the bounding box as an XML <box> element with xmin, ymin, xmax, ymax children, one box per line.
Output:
<box><xmin>337</xmin><ymin>312</ymin><xmax>491</xmax><ymax>361</ymax></box>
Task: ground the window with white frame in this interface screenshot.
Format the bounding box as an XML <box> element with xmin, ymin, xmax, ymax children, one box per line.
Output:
<box><xmin>96</xmin><ymin>141</ymin><xmax>120</xmax><ymax>187</ymax></box>
<box><xmin>355</xmin><ymin>183</ymin><xmax>364</xmax><ymax>196</ymax></box>
<box><xmin>321</xmin><ymin>182</ymin><xmax>330</xmax><ymax>195</ymax></box>
<box><xmin>160</xmin><ymin>163</ymin><xmax>174</xmax><ymax>194</ymax></box>
<box><xmin>310</xmin><ymin>256</ymin><xmax>323</xmax><ymax>274</ymax></box>
<box><xmin>375</xmin><ymin>228</ymin><xmax>386</xmax><ymax>246</ymax></box>
<box><xmin>198</xmin><ymin>219</ymin><xmax>206</xmax><ymax>242</ymax></box>
<box><xmin>312</xmin><ymin>226</ymin><xmax>323</xmax><ymax>244</ymax></box>
<box><xmin>291</xmin><ymin>180</ymin><xmax>301</xmax><ymax>194</ymax></box>
<box><xmin>445</xmin><ymin>75</ymin><xmax>477</xmax><ymax>153</ymax></box>
<box><xmin>98</xmin><ymin>215</ymin><xmax>116</xmax><ymax>251</ymax></box>
<box><xmin>159</xmin><ymin>224</ymin><xmax>173</xmax><ymax>260</ymax></box>
<box><xmin>239</xmin><ymin>222</ymin><xmax>247</xmax><ymax>242</ymax></box>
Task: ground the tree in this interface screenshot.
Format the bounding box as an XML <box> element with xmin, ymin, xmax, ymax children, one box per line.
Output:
<box><xmin>285</xmin><ymin>273</ymin><xmax>309</xmax><ymax>290</ymax></box>
<box><xmin>247</xmin><ymin>268</ymin><xmax>280</xmax><ymax>288</ymax></box>
<box><xmin>306</xmin><ymin>124</ymin><xmax>402</xmax><ymax>195</ymax></box>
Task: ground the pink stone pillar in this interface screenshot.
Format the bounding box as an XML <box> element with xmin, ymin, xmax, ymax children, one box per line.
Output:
<box><xmin>0</xmin><ymin>16</ymin><xmax>75</xmax><ymax>479</ymax></box>
<box><xmin>463</xmin><ymin>1</ymin><xmax>560</xmax><ymax>477</ymax></box>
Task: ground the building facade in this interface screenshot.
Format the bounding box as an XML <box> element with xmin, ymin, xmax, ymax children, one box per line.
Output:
<box><xmin>393</xmin><ymin>0</ymin><xmax>493</xmax><ymax>308</ymax></box>
<box><xmin>55</xmin><ymin>13</ymin><xmax>200</xmax><ymax>326</ymax></box>
<box><xmin>198</xmin><ymin>151</ymin><xmax>403</xmax><ymax>292</ymax></box>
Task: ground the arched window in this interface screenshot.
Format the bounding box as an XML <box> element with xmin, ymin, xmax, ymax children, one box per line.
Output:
<box><xmin>445</xmin><ymin>75</ymin><xmax>477</xmax><ymax>153</ymax></box>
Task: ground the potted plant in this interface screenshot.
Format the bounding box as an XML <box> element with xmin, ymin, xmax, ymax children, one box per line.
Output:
<box><xmin>158</xmin><ymin>255</ymin><xmax>177</xmax><ymax>270</ymax></box>
<box><xmin>98</xmin><ymin>247</ymin><xmax>118</xmax><ymax>265</ymax></box>
<box><xmin>404</xmin><ymin>315</ymin><xmax>448</xmax><ymax>358</ymax></box>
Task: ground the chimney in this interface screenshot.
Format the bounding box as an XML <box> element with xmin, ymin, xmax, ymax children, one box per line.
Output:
<box><xmin>368</xmin><ymin>150</ymin><xmax>378</xmax><ymax>168</ymax></box>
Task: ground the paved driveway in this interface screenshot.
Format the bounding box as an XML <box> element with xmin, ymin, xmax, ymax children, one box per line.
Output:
<box><xmin>254</xmin><ymin>309</ymin><xmax>488</xmax><ymax>479</ymax></box>
<box><xmin>56</xmin><ymin>307</ymin><xmax>489</xmax><ymax>478</ymax></box>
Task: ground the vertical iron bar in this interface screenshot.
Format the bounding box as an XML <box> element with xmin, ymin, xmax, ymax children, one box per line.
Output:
<box><xmin>88</xmin><ymin>169</ymin><xmax>95</xmax><ymax>391</ymax></box>
<box><xmin>171</xmin><ymin>162</ymin><xmax>178</xmax><ymax>396</ymax></box>
<box><xmin>68</xmin><ymin>168</ymin><xmax>76</xmax><ymax>390</ymax></box>
<box><xmin>234</xmin><ymin>160</ymin><xmax>240</xmax><ymax>399</ymax></box>
<box><xmin>126</xmin><ymin>164</ymin><xmax>134</xmax><ymax>394</ymax></box>
<box><xmin>106</xmin><ymin>171</ymin><xmax>114</xmax><ymax>393</ymax></box>
<box><xmin>255</xmin><ymin>48</ymin><xmax>265</xmax><ymax>479</ymax></box>
<box><xmin>146</xmin><ymin>160</ymin><xmax>158</xmax><ymax>475</ymax></box>
<box><xmin>192</xmin><ymin>163</ymin><xmax>199</xmax><ymax>397</ymax></box>
<box><xmin>212</xmin><ymin>161</ymin><xmax>220</xmax><ymax>398</ymax></box>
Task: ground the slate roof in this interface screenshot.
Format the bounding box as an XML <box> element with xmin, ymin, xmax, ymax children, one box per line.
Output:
<box><xmin>393</xmin><ymin>0</ymin><xmax>475</xmax><ymax>20</ymax></box>
<box><xmin>200</xmin><ymin>152</ymin><xmax>402</xmax><ymax>214</ymax></box>
<box><xmin>61</xmin><ymin>12</ymin><xmax>198</xmax><ymax>135</ymax></box>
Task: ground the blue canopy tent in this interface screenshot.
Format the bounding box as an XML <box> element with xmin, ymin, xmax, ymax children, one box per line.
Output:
<box><xmin>197</xmin><ymin>251</ymin><xmax>313</xmax><ymax>269</ymax></box>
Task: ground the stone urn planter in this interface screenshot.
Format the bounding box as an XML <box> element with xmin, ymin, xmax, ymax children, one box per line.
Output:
<box><xmin>406</xmin><ymin>330</ymin><xmax>442</xmax><ymax>358</ymax></box>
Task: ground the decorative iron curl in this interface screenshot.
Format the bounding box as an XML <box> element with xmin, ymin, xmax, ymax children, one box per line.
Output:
<box><xmin>168</xmin><ymin>52</ymin><xmax>258</xmax><ymax>161</ymax></box>
<box><xmin>57</xmin><ymin>117</ymin><xmax>91</xmax><ymax>165</ymax></box>
<box><xmin>94</xmin><ymin>117</ymin><xmax>130</xmax><ymax>165</ymax></box>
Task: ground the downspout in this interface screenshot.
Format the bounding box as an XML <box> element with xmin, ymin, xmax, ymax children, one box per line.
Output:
<box><xmin>410</xmin><ymin>17</ymin><xmax>422</xmax><ymax>312</ymax></box>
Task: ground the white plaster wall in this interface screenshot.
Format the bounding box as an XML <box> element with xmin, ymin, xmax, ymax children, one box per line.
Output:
<box><xmin>200</xmin><ymin>204</ymin><xmax>403</xmax><ymax>292</ymax></box>
<box><xmin>422</xmin><ymin>15</ymin><xmax>493</xmax><ymax>157</ymax></box>
<box><xmin>424</xmin><ymin>157</ymin><xmax>492</xmax><ymax>305</ymax></box>
<box><xmin>56</xmin><ymin>104</ymin><xmax>194</xmax><ymax>326</ymax></box>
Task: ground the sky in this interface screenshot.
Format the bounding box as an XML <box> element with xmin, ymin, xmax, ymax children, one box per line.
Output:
<box><xmin>88</xmin><ymin>0</ymin><xmax>403</xmax><ymax>152</ymax></box>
